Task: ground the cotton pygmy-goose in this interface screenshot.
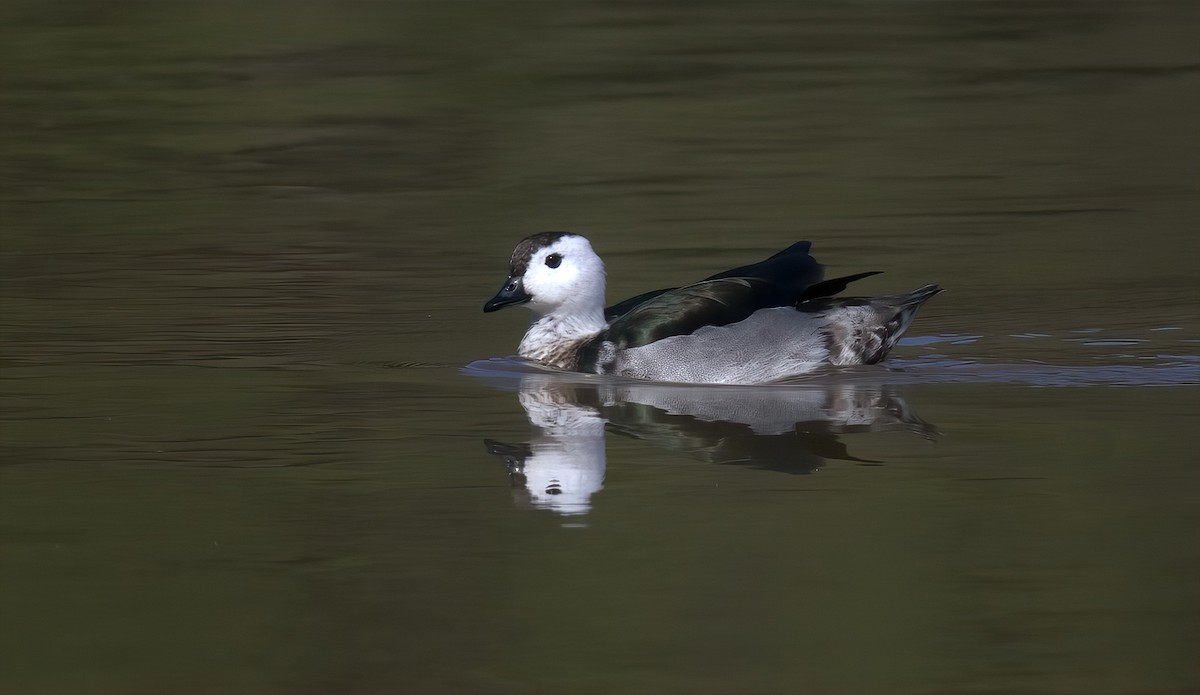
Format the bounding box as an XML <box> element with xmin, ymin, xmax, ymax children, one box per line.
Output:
<box><xmin>483</xmin><ymin>232</ymin><xmax>941</xmax><ymax>385</ymax></box>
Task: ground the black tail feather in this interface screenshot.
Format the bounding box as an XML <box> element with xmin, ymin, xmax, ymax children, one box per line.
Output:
<box><xmin>797</xmin><ymin>271</ymin><xmax>883</xmax><ymax>304</ymax></box>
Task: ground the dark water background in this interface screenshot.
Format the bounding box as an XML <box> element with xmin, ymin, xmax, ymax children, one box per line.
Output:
<box><xmin>2</xmin><ymin>2</ymin><xmax>1198</xmax><ymax>693</ymax></box>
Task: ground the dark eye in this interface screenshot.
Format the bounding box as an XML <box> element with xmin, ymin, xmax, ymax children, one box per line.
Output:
<box><xmin>545</xmin><ymin>253</ymin><xmax>563</xmax><ymax>268</ymax></box>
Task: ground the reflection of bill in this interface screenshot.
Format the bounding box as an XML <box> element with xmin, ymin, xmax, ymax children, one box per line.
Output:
<box><xmin>484</xmin><ymin>375</ymin><xmax>935</xmax><ymax>516</ymax></box>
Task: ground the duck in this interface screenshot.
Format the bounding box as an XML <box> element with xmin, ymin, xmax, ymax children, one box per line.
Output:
<box><xmin>483</xmin><ymin>232</ymin><xmax>941</xmax><ymax>385</ymax></box>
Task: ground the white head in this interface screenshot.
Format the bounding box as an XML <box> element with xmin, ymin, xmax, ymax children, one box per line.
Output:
<box><xmin>483</xmin><ymin>232</ymin><xmax>607</xmax><ymax>319</ymax></box>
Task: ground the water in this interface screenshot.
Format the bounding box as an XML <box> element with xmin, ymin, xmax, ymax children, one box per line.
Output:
<box><xmin>2</xmin><ymin>1</ymin><xmax>1199</xmax><ymax>693</ymax></box>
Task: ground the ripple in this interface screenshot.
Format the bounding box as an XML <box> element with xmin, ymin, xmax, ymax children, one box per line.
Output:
<box><xmin>900</xmin><ymin>333</ymin><xmax>983</xmax><ymax>346</ymax></box>
<box><xmin>1075</xmin><ymin>339</ymin><xmax>1147</xmax><ymax>347</ymax></box>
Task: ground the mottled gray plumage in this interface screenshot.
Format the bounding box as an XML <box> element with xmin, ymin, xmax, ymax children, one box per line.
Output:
<box><xmin>803</xmin><ymin>285</ymin><xmax>944</xmax><ymax>366</ymax></box>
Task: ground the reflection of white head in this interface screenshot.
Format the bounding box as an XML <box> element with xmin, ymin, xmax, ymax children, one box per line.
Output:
<box><xmin>516</xmin><ymin>378</ymin><xmax>607</xmax><ymax>516</ymax></box>
<box><xmin>521</xmin><ymin>442</ymin><xmax>605</xmax><ymax>516</ymax></box>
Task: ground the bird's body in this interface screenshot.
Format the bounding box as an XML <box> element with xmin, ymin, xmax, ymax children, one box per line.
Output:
<box><xmin>484</xmin><ymin>232</ymin><xmax>940</xmax><ymax>385</ymax></box>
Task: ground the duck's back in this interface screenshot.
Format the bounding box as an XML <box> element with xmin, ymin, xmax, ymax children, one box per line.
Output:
<box><xmin>604</xmin><ymin>241</ymin><xmax>823</xmax><ymax>319</ymax></box>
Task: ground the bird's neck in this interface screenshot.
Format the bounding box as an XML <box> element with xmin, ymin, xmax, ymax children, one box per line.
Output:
<box><xmin>518</xmin><ymin>309</ymin><xmax>606</xmax><ymax>370</ymax></box>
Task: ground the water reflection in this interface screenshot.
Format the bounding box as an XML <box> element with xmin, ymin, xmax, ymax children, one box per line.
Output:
<box><xmin>483</xmin><ymin>373</ymin><xmax>935</xmax><ymax>515</ymax></box>
<box><xmin>485</xmin><ymin>379</ymin><xmax>608</xmax><ymax>516</ymax></box>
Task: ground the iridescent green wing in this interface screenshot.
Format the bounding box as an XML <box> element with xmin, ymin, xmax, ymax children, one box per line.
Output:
<box><xmin>602</xmin><ymin>277</ymin><xmax>788</xmax><ymax>350</ymax></box>
<box><xmin>604</xmin><ymin>241</ymin><xmax>823</xmax><ymax>321</ymax></box>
